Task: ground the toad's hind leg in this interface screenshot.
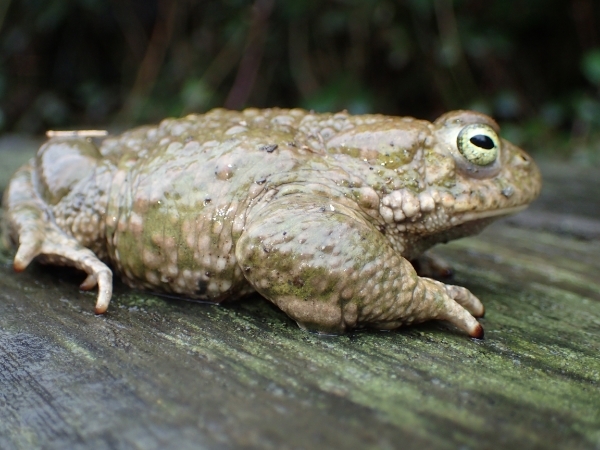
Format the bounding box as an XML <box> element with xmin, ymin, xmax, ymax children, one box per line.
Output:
<box><xmin>235</xmin><ymin>196</ymin><xmax>484</xmax><ymax>338</ymax></box>
<box><xmin>3</xmin><ymin>161</ymin><xmax>113</xmax><ymax>313</ymax></box>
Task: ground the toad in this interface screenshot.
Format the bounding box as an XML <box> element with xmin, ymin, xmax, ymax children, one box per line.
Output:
<box><xmin>2</xmin><ymin>108</ymin><xmax>541</xmax><ymax>338</ymax></box>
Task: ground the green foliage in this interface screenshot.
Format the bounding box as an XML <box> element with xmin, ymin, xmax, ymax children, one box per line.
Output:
<box><xmin>0</xmin><ymin>0</ymin><xmax>599</xmax><ymax>160</ymax></box>
<box><xmin>581</xmin><ymin>49</ymin><xmax>600</xmax><ymax>86</ymax></box>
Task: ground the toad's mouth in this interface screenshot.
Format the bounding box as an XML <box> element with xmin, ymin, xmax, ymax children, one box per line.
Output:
<box><xmin>458</xmin><ymin>205</ymin><xmax>528</xmax><ymax>223</ymax></box>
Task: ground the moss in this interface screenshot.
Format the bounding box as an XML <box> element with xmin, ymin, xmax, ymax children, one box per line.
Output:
<box><xmin>271</xmin><ymin>266</ymin><xmax>336</xmax><ymax>300</ymax></box>
<box><xmin>374</xmin><ymin>148</ymin><xmax>414</xmax><ymax>170</ymax></box>
<box><xmin>115</xmin><ymin>201</ymin><xmax>206</xmax><ymax>277</ymax></box>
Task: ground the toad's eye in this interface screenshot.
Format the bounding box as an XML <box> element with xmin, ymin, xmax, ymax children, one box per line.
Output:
<box><xmin>457</xmin><ymin>124</ymin><xmax>499</xmax><ymax>166</ymax></box>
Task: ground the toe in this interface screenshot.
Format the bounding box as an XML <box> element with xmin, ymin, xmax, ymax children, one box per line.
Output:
<box><xmin>14</xmin><ymin>240</ymin><xmax>42</xmax><ymax>271</ymax></box>
<box><xmin>80</xmin><ymin>273</ymin><xmax>98</xmax><ymax>290</ymax></box>
<box><xmin>470</xmin><ymin>323</ymin><xmax>484</xmax><ymax>339</ymax></box>
<box><xmin>445</xmin><ymin>284</ymin><xmax>485</xmax><ymax>318</ymax></box>
<box><xmin>434</xmin><ymin>291</ymin><xmax>485</xmax><ymax>338</ymax></box>
<box><xmin>446</xmin><ymin>308</ymin><xmax>484</xmax><ymax>338</ymax></box>
<box><xmin>93</xmin><ymin>269</ymin><xmax>113</xmax><ymax>314</ymax></box>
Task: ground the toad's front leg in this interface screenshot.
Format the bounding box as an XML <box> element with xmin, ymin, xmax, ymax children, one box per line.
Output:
<box><xmin>236</xmin><ymin>196</ymin><xmax>484</xmax><ymax>338</ymax></box>
<box><xmin>2</xmin><ymin>142</ymin><xmax>113</xmax><ymax>314</ymax></box>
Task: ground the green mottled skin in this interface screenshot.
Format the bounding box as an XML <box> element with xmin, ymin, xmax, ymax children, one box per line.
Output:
<box><xmin>1</xmin><ymin>108</ymin><xmax>541</xmax><ymax>337</ymax></box>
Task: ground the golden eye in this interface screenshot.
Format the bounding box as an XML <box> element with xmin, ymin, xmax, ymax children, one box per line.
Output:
<box><xmin>456</xmin><ymin>124</ymin><xmax>500</xmax><ymax>166</ymax></box>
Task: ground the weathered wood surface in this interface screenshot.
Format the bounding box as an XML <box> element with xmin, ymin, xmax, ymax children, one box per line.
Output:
<box><xmin>0</xmin><ymin>137</ymin><xmax>599</xmax><ymax>450</ymax></box>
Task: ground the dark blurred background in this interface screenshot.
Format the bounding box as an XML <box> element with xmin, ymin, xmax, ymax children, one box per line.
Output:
<box><xmin>1</xmin><ymin>0</ymin><xmax>599</xmax><ymax>161</ymax></box>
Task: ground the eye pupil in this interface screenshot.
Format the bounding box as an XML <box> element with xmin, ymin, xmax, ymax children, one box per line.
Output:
<box><xmin>470</xmin><ymin>135</ymin><xmax>495</xmax><ymax>150</ymax></box>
